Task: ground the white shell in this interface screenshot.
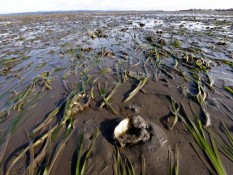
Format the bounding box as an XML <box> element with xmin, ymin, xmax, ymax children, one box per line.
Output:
<box><xmin>114</xmin><ymin>118</ymin><xmax>130</xmax><ymax>138</ymax></box>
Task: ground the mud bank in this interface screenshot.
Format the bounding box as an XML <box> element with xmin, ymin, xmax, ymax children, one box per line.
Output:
<box><xmin>0</xmin><ymin>11</ymin><xmax>233</xmax><ymax>175</ymax></box>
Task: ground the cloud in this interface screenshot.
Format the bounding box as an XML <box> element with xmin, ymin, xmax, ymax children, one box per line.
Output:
<box><xmin>0</xmin><ymin>0</ymin><xmax>232</xmax><ymax>14</ymax></box>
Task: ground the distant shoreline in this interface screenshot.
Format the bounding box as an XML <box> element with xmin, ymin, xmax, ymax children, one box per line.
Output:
<box><xmin>0</xmin><ymin>8</ymin><xmax>233</xmax><ymax>16</ymax></box>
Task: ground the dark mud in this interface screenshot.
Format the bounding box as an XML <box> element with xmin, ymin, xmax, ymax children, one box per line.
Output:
<box><xmin>0</xmin><ymin>11</ymin><xmax>233</xmax><ymax>175</ymax></box>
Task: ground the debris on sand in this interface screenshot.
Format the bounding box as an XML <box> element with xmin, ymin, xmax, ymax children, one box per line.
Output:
<box><xmin>80</xmin><ymin>47</ymin><xmax>93</xmax><ymax>52</ymax></box>
<box><xmin>88</xmin><ymin>29</ymin><xmax>108</xmax><ymax>39</ymax></box>
<box><xmin>103</xmin><ymin>51</ymin><xmax>115</xmax><ymax>58</ymax></box>
<box><xmin>125</xmin><ymin>104</ymin><xmax>141</xmax><ymax>114</ymax></box>
<box><xmin>71</xmin><ymin>93</ymin><xmax>90</xmax><ymax>115</ymax></box>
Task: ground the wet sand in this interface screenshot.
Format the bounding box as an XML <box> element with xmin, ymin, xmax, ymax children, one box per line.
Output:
<box><xmin>0</xmin><ymin>11</ymin><xmax>233</xmax><ymax>175</ymax></box>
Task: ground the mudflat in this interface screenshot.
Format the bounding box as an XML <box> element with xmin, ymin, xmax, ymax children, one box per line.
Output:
<box><xmin>0</xmin><ymin>11</ymin><xmax>233</xmax><ymax>175</ymax></box>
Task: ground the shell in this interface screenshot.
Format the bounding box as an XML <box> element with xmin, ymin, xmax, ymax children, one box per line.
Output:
<box><xmin>114</xmin><ymin>118</ymin><xmax>131</xmax><ymax>138</ymax></box>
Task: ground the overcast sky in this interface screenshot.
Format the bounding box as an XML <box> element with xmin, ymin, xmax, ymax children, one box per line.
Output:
<box><xmin>0</xmin><ymin>0</ymin><xmax>232</xmax><ymax>14</ymax></box>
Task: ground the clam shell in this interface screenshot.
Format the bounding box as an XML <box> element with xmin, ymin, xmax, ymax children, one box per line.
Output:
<box><xmin>113</xmin><ymin>117</ymin><xmax>131</xmax><ymax>138</ymax></box>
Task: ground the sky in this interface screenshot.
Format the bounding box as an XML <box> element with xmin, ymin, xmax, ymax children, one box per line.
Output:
<box><xmin>0</xmin><ymin>0</ymin><xmax>232</xmax><ymax>14</ymax></box>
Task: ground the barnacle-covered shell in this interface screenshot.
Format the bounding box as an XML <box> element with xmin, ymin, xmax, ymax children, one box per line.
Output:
<box><xmin>113</xmin><ymin>116</ymin><xmax>151</xmax><ymax>147</ymax></box>
<box><xmin>113</xmin><ymin>116</ymin><xmax>167</xmax><ymax>148</ymax></box>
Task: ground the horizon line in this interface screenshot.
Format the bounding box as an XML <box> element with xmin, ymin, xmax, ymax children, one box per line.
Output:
<box><xmin>1</xmin><ymin>8</ymin><xmax>232</xmax><ymax>16</ymax></box>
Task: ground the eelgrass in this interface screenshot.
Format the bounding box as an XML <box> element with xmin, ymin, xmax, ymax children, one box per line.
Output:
<box><xmin>160</xmin><ymin>68</ymin><xmax>174</xmax><ymax>80</ymax></box>
<box><xmin>6</xmin><ymin>124</ymin><xmax>57</xmax><ymax>175</ymax></box>
<box><xmin>207</xmin><ymin>74</ymin><xmax>215</xmax><ymax>87</ymax></box>
<box><xmin>98</xmin><ymin>83</ymin><xmax>118</xmax><ymax>115</ymax></box>
<box><xmin>123</xmin><ymin>77</ymin><xmax>148</xmax><ymax>103</ymax></box>
<box><xmin>193</xmin><ymin>80</ymin><xmax>211</xmax><ymax>126</ymax></box>
<box><xmin>219</xmin><ymin>120</ymin><xmax>233</xmax><ymax>161</ymax></box>
<box><xmin>178</xmin><ymin>67</ymin><xmax>189</xmax><ymax>81</ymax></box>
<box><xmin>167</xmin><ymin>95</ymin><xmax>180</xmax><ymax>129</ymax></box>
<box><xmin>76</xmin><ymin>129</ymin><xmax>99</xmax><ymax>175</ymax></box>
<box><xmin>114</xmin><ymin>146</ymin><xmax>135</xmax><ymax>175</ymax></box>
<box><xmin>171</xmin><ymin>40</ymin><xmax>181</xmax><ymax>48</ymax></box>
<box><xmin>99</xmin><ymin>82</ymin><xmax>120</xmax><ymax>109</ymax></box>
<box><xmin>141</xmin><ymin>154</ymin><xmax>146</xmax><ymax>175</ymax></box>
<box><xmin>0</xmin><ymin>57</ymin><xmax>22</xmax><ymax>75</ymax></box>
<box><xmin>146</xmin><ymin>48</ymin><xmax>160</xmax><ymax>62</ymax></box>
<box><xmin>7</xmin><ymin>98</ymin><xmax>72</xmax><ymax>174</ymax></box>
<box><xmin>222</xmin><ymin>60</ymin><xmax>233</xmax><ymax>67</ymax></box>
<box><xmin>169</xmin><ymin>146</ymin><xmax>179</xmax><ymax>175</ymax></box>
<box><xmin>179</xmin><ymin>104</ymin><xmax>226</xmax><ymax>175</ymax></box>
<box><xmin>5</xmin><ymin>79</ymin><xmax>89</xmax><ymax>174</ymax></box>
<box><xmin>46</xmin><ymin>120</ymin><xmax>74</xmax><ymax>174</ymax></box>
<box><xmin>0</xmin><ymin>95</ymin><xmax>42</xmax><ymax>168</ymax></box>
<box><xmin>122</xmin><ymin>69</ymin><xmax>128</xmax><ymax>83</ymax></box>
<box><xmin>31</xmin><ymin>75</ymin><xmax>90</xmax><ymax>135</ymax></box>
<box><xmin>0</xmin><ymin>132</ymin><xmax>11</xmax><ymax>166</ymax></box>
<box><xmin>25</xmin><ymin>130</ymin><xmax>35</xmax><ymax>175</ymax></box>
<box><xmin>225</xmin><ymin>86</ymin><xmax>233</xmax><ymax>96</ymax></box>
<box><xmin>0</xmin><ymin>71</ymin><xmax>53</xmax><ymax>117</ymax></box>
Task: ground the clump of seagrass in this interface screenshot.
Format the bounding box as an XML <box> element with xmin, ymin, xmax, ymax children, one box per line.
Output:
<box><xmin>4</xmin><ymin>90</ymin><xmax>90</xmax><ymax>175</ymax></box>
<box><xmin>113</xmin><ymin>115</ymin><xmax>151</xmax><ymax>147</ymax></box>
